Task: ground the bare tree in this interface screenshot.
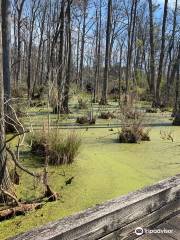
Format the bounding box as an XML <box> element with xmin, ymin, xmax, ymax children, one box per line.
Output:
<box><xmin>32</xmin><ymin>1</ymin><xmax>47</xmax><ymax>97</ymax></box>
<box><xmin>14</xmin><ymin>0</ymin><xmax>26</xmax><ymax>89</ymax></box>
<box><xmin>2</xmin><ymin>0</ymin><xmax>11</xmax><ymax>100</ymax></box>
<box><xmin>79</xmin><ymin>0</ymin><xmax>88</xmax><ymax>90</ymax></box>
<box><xmin>26</xmin><ymin>0</ymin><xmax>40</xmax><ymax>101</ymax></box>
<box><xmin>165</xmin><ymin>0</ymin><xmax>178</xmax><ymax>105</ymax></box>
<box><xmin>56</xmin><ymin>0</ymin><xmax>65</xmax><ymax>114</ymax></box>
<box><xmin>0</xmin><ymin>0</ymin><xmax>12</xmax><ymax>201</ymax></box>
<box><xmin>155</xmin><ymin>0</ymin><xmax>168</xmax><ymax>106</ymax></box>
<box><xmin>61</xmin><ymin>0</ymin><xmax>72</xmax><ymax>114</ymax></box>
<box><xmin>125</xmin><ymin>0</ymin><xmax>138</xmax><ymax>100</ymax></box>
<box><xmin>100</xmin><ymin>0</ymin><xmax>112</xmax><ymax>105</ymax></box>
<box><xmin>173</xmin><ymin>42</ymin><xmax>180</xmax><ymax>124</ymax></box>
<box><xmin>148</xmin><ymin>0</ymin><xmax>155</xmax><ymax>97</ymax></box>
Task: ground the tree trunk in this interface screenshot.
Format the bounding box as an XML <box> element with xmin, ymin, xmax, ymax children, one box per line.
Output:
<box><xmin>165</xmin><ymin>0</ymin><xmax>177</xmax><ymax>105</ymax></box>
<box><xmin>56</xmin><ymin>0</ymin><xmax>65</xmax><ymax>114</ymax></box>
<box><xmin>0</xmin><ymin>1</ymin><xmax>12</xmax><ymax>202</ymax></box>
<box><xmin>76</xmin><ymin>21</ymin><xmax>80</xmax><ymax>84</ymax></box>
<box><xmin>155</xmin><ymin>0</ymin><xmax>168</xmax><ymax>107</ymax></box>
<box><xmin>15</xmin><ymin>0</ymin><xmax>26</xmax><ymax>89</ymax></box>
<box><xmin>61</xmin><ymin>0</ymin><xmax>72</xmax><ymax>113</ymax></box>
<box><xmin>125</xmin><ymin>0</ymin><xmax>138</xmax><ymax>101</ymax></box>
<box><xmin>1</xmin><ymin>0</ymin><xmax>11</xmax><ymax>100</ymax></box>
<box><xmin>95</xmin><ymin>0</ymin><xmax>102</xmax><ymax>102</ymax></box>
<box><xmin>93</xmin><ymin>8</ymin><xmax>99</xmax><ymax>102</ymax></box>
<box><xmin>26</xmin><ymin>0</ymin><xmax>40</xmax><ymax>102</ymax></box>
<box><xmin>172</xmin><ymin>43</ymin><xmax>180</xmax><ymax>121</ymax></box>
<box><xmin>32</xmin><ymin>2</ymin><xmax>47</xmax><ymax>97</ymax></box>
<box><xmin>118</xmin><ymin>43</ymin><xmax>123</xmax><ymax>105</ymax></box>
<box><xmin>79</xmin><ymin>0</ymin><xmax>87</xmax><ymax>90</ymax></box>
<box><xmin>148</xmin><ymin>0</ymin><xmax>155</xmax><ymax>97</ymax></box>
<box><xmin>100</xmin><ymin>0</ymin><xmax>112</xmax><ymax>105</ymax></box>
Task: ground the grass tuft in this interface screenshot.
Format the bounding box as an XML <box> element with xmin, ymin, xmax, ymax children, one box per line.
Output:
<box><xmin>118</xmin><ymin>102</ymin><xmax>150</xmax><ymax>143</ymax></box>
<box><xmin>98</xmin><ymin>112</ymin><xmax>116</xmax><ymax>119</ymax></box>
<box><xmin>28</xmin><ymin>130</ymin><xmax>81</xmax><ymax>165</ymax></box>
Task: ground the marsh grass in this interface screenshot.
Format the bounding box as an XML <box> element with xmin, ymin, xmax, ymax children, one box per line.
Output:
<box><xmin>28</xmin><ymin>130</ymin><xmax>81</xmax><ymax>165</ymax></box>
<box><xmin>118</xmin><ymin>125</ymin><xmax>150</xmax><ymax>143</ymax></box>
<box><xmin>76</xmin><ymin>116</ymin><xmax>96</xmax><ymax>125</ymax></box>
<box><xmin>98</xmin><ymin>111</ymin><xmax>116</xmax><ymax>119</ymax></box>
<box><xmin>118</xmin><ymin>103</ymin><xmax>150</xmax><ymax>143</ymax></box>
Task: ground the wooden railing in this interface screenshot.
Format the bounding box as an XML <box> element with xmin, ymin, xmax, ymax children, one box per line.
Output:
<box><xmin>12</xmin><ymin>175</ymin><xmax>180</xmax><ymax>240</ymax></box>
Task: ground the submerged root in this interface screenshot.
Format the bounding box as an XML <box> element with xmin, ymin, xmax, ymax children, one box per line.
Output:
<box><xmin>45</xmin><ymin>185</ymin><xmax>59</xmax><ymax>202</ymax></box>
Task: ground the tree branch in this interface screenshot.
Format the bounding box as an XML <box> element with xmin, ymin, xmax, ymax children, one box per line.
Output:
<box><xmin>5</xmin><ymin>130</ymin><xmax>29</xmax><ymax>144</ymax></box>
<box><xmin>6</xmin><ymin>147</ymin><xmax>40</xmax><ymax>178</ymax></box>
<box><xmin>0</xmin><ymin>186</ymin><xmax>19</xmax><ymax>206</ymax></box>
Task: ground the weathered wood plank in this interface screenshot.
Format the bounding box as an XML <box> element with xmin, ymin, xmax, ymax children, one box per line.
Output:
<box><xmin>139</xmin><ymin>234</ymin><xmax>176</xmax><ymax>240</ymax></box>
<box><xmin>99</xmin><ymin>201</ymin><xmax>180</xmax><ymax>240</ymax></box>
<box><xmin>165</xmin><ymin>215</ymin><xmax>180</xmax><ymax>230</ymax></box>
<box><xmin>11</xmin><ymin>175</ymin><xmax>180</xmax><ymax>240</ymax></box>
<box><xmin>137</xmin><ymin>214</ymin><xmax>180</xmax><ymax>240</ymax></box>
<box><xmin>137</xmin><ymin>234</ymin><xmax>161</xmax><ymax>240</ymax></box>
<box><xmin>157</xmin><ymin>223</ymin><xmax>180</xmax><ymax>239</ymax></box>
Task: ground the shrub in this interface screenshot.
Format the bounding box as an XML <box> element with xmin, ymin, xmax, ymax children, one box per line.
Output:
<box><xmin>49</xmin><ymin>86</ymin><xmax>58</xmax><ymax>111</ymax></box>
<box><xmin>118</xmin><ymin>126</ymin><xmax>150</xmax><ymax>143</ymax></box>
<box><xmin>29</xmin><ymin>131</ymin><xmax>81</xmax><ymax>165</ymax></box>
<box><xmin>160</xmin><ymin>107</ymin><xmax>171</xmax><ymax>113</ymax></box>
<box><xmin>77</xmin><ymin>98</ymin><xmax>88</xmax><ymax>109</ymax></box>
<box><xmin>110</xmin><ymin>87</ymin><xmax>119</xmax><ymax>94</ymax></box>
<box><xmin>30</xmin><ymin>101</ymin><xmax>46</xmax><ymax>108</ymax></box>
<box><xmin>12</xmin><ymin>86</ymin><xmax>27</xmax><ymax>98</ymax></box>
<box><xmin>139</xmin><ymin>89</ymin><xmax>152</xmax><ymax>102</ymax></box>
<box><xmin>121</xmin><ymin>103</ymin><xmax>141</xmax><ymax>120</ymax></box>
<box><xmin>172</xmin><ymin>113</ymin><xmax>180</xmax><ymax>126</ymax></box>
<box><xmin>98</xmin><ymin>111</ymin><xmax>116</xmax><ymax>119</ymax></box>
<box><xmin>126</xmin><ymin>111</ymin><xmax>140</xmax><ymax>119</ymax></box>
<box><xmin>49</xmin><ymin>132</ymin><xmax>81</xmax><ymax>165</ymax></box>
<box><xmin>118</xmin><ymin>102</ymin><xmax>150</xmax><ymax>143</ymax></box>
<box><xmin>146</xmin><ymin>108</ymin><xmax>158</xmax><ymax>113</ymax></box>
<box><xmin>119</xmin><ymin>127</ymin><xmax>139</xmax><ymax>143</ymax></box>
<box><xmin>76</xmin><ymin>116</ymin><xmax>96</xmax><ymax>125</ymax></box>
<box><xmin>86</xmin><ymin>83</ymin><xmax>93</xmax><ymax>93</ymax></box>
<box><xmin>140</xmin><ymin>130</ymin><xmax>151</xmax><ymax>141</ymax></box>
<box><xmin>32</xmin><ymin>86</ymin><xmax>44</xmax><ymax>100</ymax></box>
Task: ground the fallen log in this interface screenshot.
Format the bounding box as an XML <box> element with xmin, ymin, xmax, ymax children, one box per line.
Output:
<box><xmin>0</xmin><ymin>203</ymin><xmax>43</xmax><ymax>221</ymax></box>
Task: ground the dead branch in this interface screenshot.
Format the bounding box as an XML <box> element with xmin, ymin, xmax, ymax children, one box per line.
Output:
<box><xmin>0</xmin><ymin>186</ymin><xmax>19</xmax><ymax>206</ymax></box>
<box><xmin>5</xmin><ymin>130</ymin><xmax>29</xmax><ymax>145</ymax></box>
<box><xmin>5</xmin><ymin>115</ymin><xmax>19</xmax><ymax>133</ymax></box>
<box><xmin>6</xmin><ymin>147</ymin><xmax>40</xmax><ymax>178</ymax></box>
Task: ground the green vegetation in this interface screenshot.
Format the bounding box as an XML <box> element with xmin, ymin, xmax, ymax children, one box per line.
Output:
<box><xmin>0</xmin><ymin>0</ymin><xmax>179</xmax><ymax>238</ymax></box>
<box><xmin>29</xmin><ymin>130</ymin><xmax>81</xmax><ymax>165</ymax></box>
<box><xmin>1</xmin><ymin>103</ymin><xmax>180</xmax><ymax>239</ymax></box>
<box><xmin>118</xmin><ymin>126</ymin><xmax>150</xmax><ymax>143</ymax></box>
<box><xmin>77</xmin><ymin>97</ymin><xmax>89</xmax><ymax>110</ymax></box>
<box><xmin>98</xmin><ymin>111</ymin><xmax>116</xmax><ymax>119</ymax></box>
